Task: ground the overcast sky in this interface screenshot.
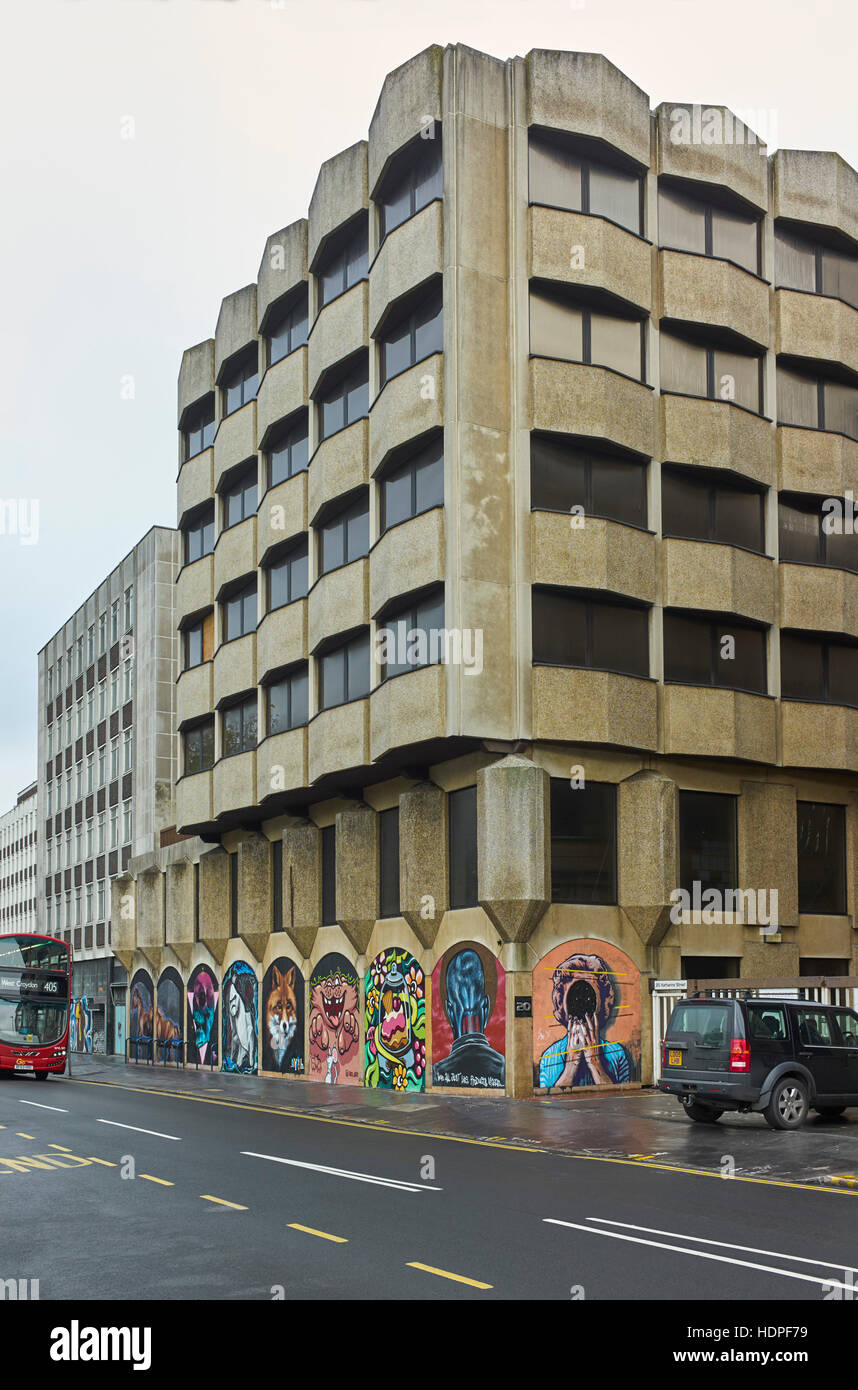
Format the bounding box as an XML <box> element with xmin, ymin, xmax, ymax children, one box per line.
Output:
<box><xmin>0</xmin><ymin>0</ymin><xmax>856</xmax><ymax>810</ymax></box>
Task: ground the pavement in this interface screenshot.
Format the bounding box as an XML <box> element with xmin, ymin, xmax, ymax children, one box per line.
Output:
<box><xmin>2</xmin><ymin>1056</ymin><xmax>857</xmax><ymax>1302</ymax></box>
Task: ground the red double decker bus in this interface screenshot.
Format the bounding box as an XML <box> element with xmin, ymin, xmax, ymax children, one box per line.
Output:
<box><xmin>0</xmin><ymin>933</ymin><xmax>71</xmax><ymax>1079</ymax></box>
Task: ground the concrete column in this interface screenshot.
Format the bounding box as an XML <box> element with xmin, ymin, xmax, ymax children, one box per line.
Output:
<box><xmin>165</xmin><ymin>860</ymin><xmax>194</xmax><ymax>966</ymax></box>
<box><xmin>198</xmin><ymin>847</ymin><xmax>231</xmax><ymax>964</ymax></box>
<box><xmin>505</xmin><ymin>964</ymin><xmax>535</xmax><ymax>1099</ymax></box>
<box><xmin>738</xmin><ymin>780</ymin><xmax>798</xmax><ymax>931</ymax></box>
<box><xmin>110</xmin><ymin>872</ymin><xmax>137</xmax><ymax>973</ymax></box>
<box><xmin>618</xmin><ymin>770</ymin><xmax>678</xmax><ymax>947</ymax></box>
<box><xmin>400</xmin><ymin>780</ymin><xmax>448</xmax><ymax>948</ymax></box>
<box><xmin>237</xmin><ymin>833</ymin><xmax>273</xmax><ymax>962</ymax></box>
<box><xmin>336</xmin><ymin>803</ymin><xmax>378</xmax><ymax>954</ymax></box>
<box><xmin>477</xmin><ymin>755</ymin><xmax>549</xmax><ymax>942</ymax></box>
<box><xmin>137</xmin><ymin>866</ymin><xmax>165</xmax><ymax>975</ymax></box>
<box><xmin>282</xmin><ymin>819</ymin><xmax>321</xmax><ymax>960</ymax></box>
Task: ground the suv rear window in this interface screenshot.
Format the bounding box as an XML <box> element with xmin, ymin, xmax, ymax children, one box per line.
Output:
<box><xmin>666</xmin><ymin>1002</ymin><xmax>732</xmax><ymax>1044</ymax></box>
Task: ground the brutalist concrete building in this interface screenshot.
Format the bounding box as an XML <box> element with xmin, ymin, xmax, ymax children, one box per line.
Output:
<box><xmin>114</xmin><ymin>45</ymin><xmax>858</xmax><ymax>1093</ymax></box>
<box><xmin>37</xmin><ymin>525</ymin><xmax>180</xmax><ymax>1052</ymax></box>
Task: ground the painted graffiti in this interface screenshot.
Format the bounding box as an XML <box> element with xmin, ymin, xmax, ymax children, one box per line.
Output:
<box><xmin>222</xmin><ymin>961</ymin><xmax>258</xmax><ymax>1075</ymax></box>
<box><xmin>533</xmin><ymin>939</ymin><xmax>641</xmax><ymax>1091</ymax></box>
<box><xmin>308</xmin><ymin>953</ymin><xmax>360</xmax><ymax>1084</ymax></box>
<box><xmin>364</xmin><ymin>948</ymin><xmax>425</xmax><ymax>1091</ymax></box>
<box><xmin>432</xmin><ymin>942</ymin><xmax>505</xmax><ymax>1089</ymax></box>
<box><xmin>262</xmin><ymin>958</ymin><xmax>304</xmax><ymax>1075</ymax></box>
<box><xmin>186</xmin><ymin>964</ymin><xmax>219</xmax><ymax>1067</ymax></box>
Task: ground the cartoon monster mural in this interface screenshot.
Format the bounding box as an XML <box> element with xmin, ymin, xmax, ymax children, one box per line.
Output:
<box><xmin>185</xmin><ymin>964</ymin><xmax>219</xmax><ymax>1067</ymax></box>
<box><xmin>532</xmin><ymin>939</ymin><xmax>641</xmax><ymax>1091</ymax></box>
<box><xmin>262</xmin><ymin>958</ymin><xmax>305</xmax><ymax>1075</ymax></box>
<box><xmin>308</xmin><ymin>953</ymin><xmax>360</xmax><ymax>1084</ymax></box>
<box><xmin>222</xmin><ymin>961</ymin><xmax>258</xmax><ymax>1074</ymax></box>
<box><xmin>129</xmin><ymin>969</ymin><xmax>154</xmax><ymax>1059</ymax></box>
<box><xmin>364</xmin><ymin>948</ymin><xmax>425</xmax><ymax>1091</ymax></box>
<box><xmin>432</xmin><ymin>942</ymin><xmax>506</xmax><ymax>1090</ymax></box>
<box><xmin>155</xmin><ymin>967</ymin><xmax>184</xmax><ymax>1061</ymax></box>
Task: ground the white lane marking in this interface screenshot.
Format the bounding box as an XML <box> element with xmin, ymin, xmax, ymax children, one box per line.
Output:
<box><xmin>18</xmin><ymin>1100</ymin><xmax>68</xmax><ymax>1112</ymax></box>
<box><xmin>588</xmin><ymin>1217</ymin><xmax>858</xmax><ymax>1274</ymax></box>
<box><xmin>543</xmin><ymin>1219</ymin><xmax>854</xmax><ymax>1292</ymax></box>
<box><xmin>96</xmin><ymin>1119</ymin><xmax>180</xmax><ymax>1140</ymax></box>
<box><xmin>241</xmin><ymin>1151</ymin><xmax>442</xmax><ymax>1192</ymax></box>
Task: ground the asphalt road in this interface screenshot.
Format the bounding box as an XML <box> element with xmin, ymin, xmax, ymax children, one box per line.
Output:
<box><xmin>2</xmin><ymin>1060</ymin><xmax>857</xmax><ymax>1302</ymax></box>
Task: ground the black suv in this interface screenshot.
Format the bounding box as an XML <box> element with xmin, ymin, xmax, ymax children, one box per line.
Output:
<box><xmin>659</xmin><ymin>995</ymin><xmax>858</xmax><ymax>1129</ymax></box>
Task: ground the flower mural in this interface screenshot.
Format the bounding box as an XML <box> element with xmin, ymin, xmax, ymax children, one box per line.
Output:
<box><xmin>363</xmin><ymin>948</ymin><xmax>425</xmax><ymax>1091</ymax></box>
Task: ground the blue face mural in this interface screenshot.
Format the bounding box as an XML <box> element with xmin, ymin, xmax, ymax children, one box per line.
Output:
<box><xmin>186</xmin><ymin>965</ymin><xmax>219</xmax><ymax>1067</ymax></box>
<box><xmin>222</xmin><ymin>961</ymin><xmax>258</xmax><ymax>1074</ymax></box>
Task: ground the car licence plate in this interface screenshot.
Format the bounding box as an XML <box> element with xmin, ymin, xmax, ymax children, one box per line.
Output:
<box><xmin>668</xmin><ymin>1049</ymin><xmax>683</xmax><ymax>1066</ymax></box>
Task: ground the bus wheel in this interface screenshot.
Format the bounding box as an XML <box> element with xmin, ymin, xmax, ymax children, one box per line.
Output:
<box><xmin>34</xmin><ymin>1071</ymin><xmax>49</xmax><ymax>1082</ymax></box>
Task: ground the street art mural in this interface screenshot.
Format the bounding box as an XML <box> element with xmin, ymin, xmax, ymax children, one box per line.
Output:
<box><xmin>532</xmin><ymin>939</ymin><xmax>641</xmax><ymax>1090</ymax></box>
<box><xmin>186</xmin><ymin>964</ymin><xmax>219</xmax><ymax>1067</ymax></box>
<box><xmin>308</xmin><ymin>953</ymin><xmax>360</xmax><ymax>1084</ymax></box>
<box><xmin>364</xmin><ymin>948</ymin><xmax>426</xmax><ymax>1091</ymax></box>
<box><xmin>129</xmin><ymin>969</ymin><xmax>154</xmax><ymax>1059</ymax></box>
<box><xmin>156</xmin><ymin>967</ymin><xmax>184</xmax><ymax>1062</ymax></box>
<box><xmin>262</xmin><ymin>957</ymin><xmax>305</xmax><ymax>1075</ymax></box>
<box><xmin>222</xmin><ymin>961</ymin><xmax>258</xmax><ymax>1074</ymax></box>
<box><xmin>432</xmin><ymin>942</ymin><xmax>506</xmax><ymax>1090</ymax></box>
<box><xmin>69</xmin><ymin>997</ymin><xmax>93</xmax><ymax>1053</ymax></box>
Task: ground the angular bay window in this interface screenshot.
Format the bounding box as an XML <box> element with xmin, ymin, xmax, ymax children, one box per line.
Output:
<box><xmin>377</xmin><ymin>587</ymin><xmax>445</xmax><ymax>679</ymax></box>
<box><xmin>266</xmin><ymin>411</ymin><xmax>309</xmax><ymax>488</ymax></box>
<box><xmin>182</xmin><ymin>394</ymin><xmax>215</xmax><ymax>461</ymax></box>
<box><xmin>530</xmin><ymin>433</ymin><xmax>647</xmax><ymax>528</ymax></box>
<box><xmin>781</xmin><ymin>631</ymin><xmax>858</xmax><ymax>707</ymax></box>
<box><xmin>183</xmin><ymin>718</ymin><xmax>214</xmax><ymax>776</ymax></box>
<box><xmin>530</xmin><ymin>286</ymin><xmax>646</xmax><ymax>381</ymax></box>
<box><xmin>679</xmin><ymin>791</ymin><xmax>737</xmax><ymax>896</ymax></box>
<box><xmin>779</xmin><ymin>493</ymin><xmax>858</xmax><ymax>573</ymax></box>
<box><xmin>183</xmin><ymin>503</ymin><xmax>215</xmax><ymax>565</ymax></box>
<box><xmin>266</xmin><ymin>665</ymin><xmax>309</xmax><ymax>735</ymax></box>
<box><xmin>266</xmin><ymin>540</ymin><xmax>308</xmax><ymax>611</ymax></box>
<box><xmin>378</xmin><ymin>279</ymin><xmax>443</xmax><ymax>386</ymax></box>
<box><xmin>221</xmin><ymin>579</ymin><xmax>257</xmax><ymax>642</ymax></box>
<box><xmin>265</xmin><ymin>288</ymin><xmax>308</xmax><ymax>366</ymax></box>
<box><xmin>662</xmin><ymin>467</ymin><xmax>765</xmax><ymax>553</ymax></box>
<box><xmin>528</xmin><ymin>128</ymin><xmax>644</xmax><ymax>235</ymax></box>
<box><xmin>222</xmin><ymin>694</ymin><xmax>258</xmax><ymax>758</ymax></box>
<box><xmin>658</xmin><ymin>180</ymin><xmax>760</xmax><ymax>275</ymax></box>
<box><xmin>378</xmin><ymin>133</ymin><xmax>443</xmax><ymax>240</ymax></box>
<box><xmin>316</xmin><ymin>353</ymin><xmax>369</xmax><ymax>441</ymax></box>
<box><xmin>775</xmin><ymin>224</ymin><xmax>858</xmax><ymax>311</ymax></box>
<box><xmin>221</xmin><ymin>350</ymin><xmax>258</xmax><ymax>416</ymax></box>
<box><xmin>797</xmin><ymin>802</ymin><xmax>846</xmax><ymax>915</ymax></box>
<box><xmin>318</xmin><ymin>631</ymin><xmax>371</xmax><ymax>710</ymax></box>
<box><xmin>777</xmin><ymin>363</ymin><xmax>858</xmax><ymax>441</ymax></box>
<box><xmin>532</xmin><ymin>587</ymin><xmax>649</xmax><ymax>677</ymax></box>
<box><xmin>317</xmin><ymin>492</ymin><xmax>369</xmax><ymax>576</ymax></box>
<box><xmin>661</xmin><ymin>330</ymin><xmax>763</xmax><ymax>413</ymax></box>
<box><xmin>183</xmin><ymin>612</ymin><xmax>213</xmax><ymax>670</ymax></box>
<box><xmin>663</xmin><ymin>611</ymin><xmax>767</xmax><ymax>693</ymax></box>
<box><xmin>448</xmin><ymin>786</ymin><xmax>478</xmax><ymax>909</ymax></box>
<box><xmin>221</xmin><ymin>463</ymin><xmax>258</xmax><ymax>529</ymax></box>
<box><xmin>316</xmin><ymin>215</ymin><xmax>368</xmax><ymax>309</ymax></box>
<box><xmin>550</xmin><ymin>779</ymin><xmax>617</xmax><ymax>904</ymax></box>
<box><xmin>379</xmin><ymin>432</ymin><xmax>443</xmax><ymax>532</ymax></box>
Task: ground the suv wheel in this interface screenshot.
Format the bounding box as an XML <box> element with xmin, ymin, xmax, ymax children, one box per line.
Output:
<box><xmin>681</xmin><ymin>1098</ymin><xmax>723</xmax><ymax>1123</ymax></box>
<box><xmin>765</xmin><ymin>1077</ymin><xmax>809</xmax><ymax>1130</ymax></box>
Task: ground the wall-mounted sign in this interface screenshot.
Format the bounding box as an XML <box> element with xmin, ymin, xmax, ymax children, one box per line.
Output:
<box><xmin>514</xmin><ymin>996</ymin><xmax>532</xmax><ymax>1018</ymax></box>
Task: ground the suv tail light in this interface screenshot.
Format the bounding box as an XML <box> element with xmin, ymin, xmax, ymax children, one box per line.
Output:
<box><xmin>729</xmin><ymin>1038</ymin><xmax>750</xmax><ymax>1073</ymax></box>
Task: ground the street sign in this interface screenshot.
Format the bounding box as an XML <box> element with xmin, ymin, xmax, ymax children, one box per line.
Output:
<box><xmin>653</xmin><ymin>979</ymin><xmax>686</xmax><ymax>992</ymax></box>
<box><xmin>514</xmin><ymin>996</ymin><xmax>532</xmax><ymax>1017</ymax></box>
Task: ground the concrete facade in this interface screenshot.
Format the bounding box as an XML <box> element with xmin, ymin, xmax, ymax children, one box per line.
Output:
<box><xmin>0</xmin><ymin>782</ymin><xmax>38</xmax><ymax>935</ymax></box>
<box><xmin>119</xmin><ymin>46</ymin><xmax>858</xmax><ymax>1094</ymax></box>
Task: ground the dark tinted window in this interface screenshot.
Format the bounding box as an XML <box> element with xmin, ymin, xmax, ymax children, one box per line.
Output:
<box><xmin>183</xmin><ymin>396</ymin><xmax>216</xmax><ymax>460</ymax></box>
<box><xmin>448</xmin><ymin>786</ymin><xmax>478</xmax><ymax>909</ymax></box>
<box><xmin>775</xmin><ymin>224</ymin><xmax>858</xmax><ymax>311</ymax></box>
<box><xmin>379</xmin><ymin>807</ymin><xmax>400</xmax><ymax>918</ymax></box>
<box><xmin>222</xmin><ymin>353</ymin><xmax>258</xmax><ymax>415</ymax></box>
<box><xmin>661</xmin><ymin>331</ymin><xmax>762</xmax><ymax>412</ymax></box>
<box><xmin>380</xmin><ymin>282</ymin><xmax>443</xmax><ymax>385</ymax></box>
<box><xmin>530</xmin><ymin>290</ymin><xmax>645</xmax><ymax>381</ymax></box>
<box><xmin>318</xmin><ymin>632</ymin><xmax>371</xmax><ymax>710</ymax></box>
<box><xmin>267</xmin><ymin>666</ymin><xmax>309</xmax><ymax>735</ymax></box>
<box><xmin>663</xmin><ymin>612</ymin><xmax>767</xmax><ymax>694</ymax></box>
<box><xmin>380</xmin><ymin>434</ymin><xmax>443</xmax><ymax>531</ymax></box>
<box><xmin>223</xmin><ymin>466</ymin><xmax>258</xmax><ymax>528</ymax></box>
<box><xmin>779</xmin><ymin>493</ymin><xmax>858</xmax><ymax>573</ymax></box>
<box><xmin>679</xmin><ymin>790</ymin><xmax>737</xmax><ymax>895</ymax></box>
<box><xmin>318</xmin><ymin>494</ymin><xmax>369</xmax><ymax>575</ymax></box>
<box><xmin>317</xmin><ymin>356</ymin><xmax>369</xmax><ymax>440</ymax></box>
<box><xmin>379</xmin><ymin>136</ymin><xmax>443</xmax><ymax>239</ymax></box>
<box><xmin>318</xmin><ymin>218</ymin><xmax>368</xmax><ymax>308</ymax></box>
<box><xmin>267</xmin><ymin>542</ymin><xmax>308</xmax><ymax>610</ymax></box>
<box><xmin>184</xmin><ymin>504</ymin><xmax>215</xmax><ymax>564</ymax></box>
<box><xmin>222</xmin><ymin>581</ymin><xmax>257</xmax><ymax>641</ymax></box>
<box><xmin>530</xmin><ymin>434</ymin><xmax>647</xmax><ymax>528</ymax></box>
<box><xmin>659</xmin><ymin>182</ymin><xmax>760</xmax><ymax>275</ymax></box>
<box><xmin>378</xmin><ymin>588</ymin><xmax>445</xmax><ymax>679</ymax></box>
<box><xmin>321</xmin><ymin>825</ymin><xmax>336</xmax><ymax>925</ymax></box>
<box><xmin>267</xmin><ymin>289</ymin><xmax>308</xmax><ymax>365</ymax></box>
<box><xmin>222</xmin><ymin>695</ymin><xmax>257</xmax><ymax>757</ymax></box>
<box><xmin>746</xmin><ymin>1003</ymin><xmax>789</xmax><ymax>1041</ymax></box>
<box><xmin>797</xmin><ymin>802</ymin><xmax>846</xmax><ymax>915</ymax></box>
<box><xmin>532</xmin><ymin>589</ymin><xmax>649</xmax><ymax>677</ymax></box>
<box><xmin>529</xmin><ymin>131</ymin><xmax>643</xmax><ymax>235</ymax></box>
<box><xmin>267</xmin><ymin>413</ymin><xmax>309</xmax><ymax>487</ymax></box>
<box><xmin>662</xmin><ymin>468</ymin><xmax>764</xmax><ymax>552</ymax></box>
<box><xmin>781</xmin><ymin>633</ymin><xmax>858</xmax><ymax>707</ymax></box>
<box><xmin>550</xmin><ymin>779</ymin><xmax>617</xmax><ymax>904</ymax></box>
<box><xmin>183</xmin><ymin>720</ymin><xmax>214</xmax><ymax>776</ymax></box>
<box><xmin>666</xmin><ymin>1001</ymin><xmax>733</xmax><ymax>1041</ymax></box>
